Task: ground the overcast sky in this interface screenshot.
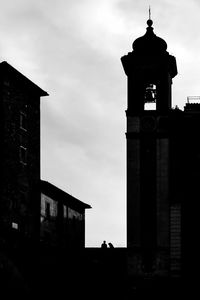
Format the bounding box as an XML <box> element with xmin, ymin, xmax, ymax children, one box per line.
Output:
<box><xmin>1</xmin><ymin>0</ymin><xmax>200</xmax><ymax>247</ymax></box>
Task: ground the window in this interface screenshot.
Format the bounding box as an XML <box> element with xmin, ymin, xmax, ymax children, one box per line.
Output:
<box><xmin>72</xmin><ymin>216</ymin><xmax>77</xmax><ymax>231</ymax></box>
<box><xmin>144</xmin><ymin>84</ymin><xmax>157</xmax><ymax>110</ymax></box>
<box><xmin>12</xmin><ymin>222</ymin><xmax>19</xmax><ymax>230</ymax></box>
<box><xmin>20</xmin><ymin>191</ymin><xmax>27</xmax><ymax>205</ymax></box>
<box><xmin>45</xmin><ymin>202</ymin><xmax>50</xmax><ymax>219</ymax></box>
<box><xmin>63</xmin><ymin>205</ymin><xmax>68</xmax><ymax>218</ymax></box>
<box><xmin>20</xmin><ymin>112</ymin><xmax>27</xmax><ymax>131</ymax></box>
<box><xmin>19</xmin><ymin>146</ymin><xmax>27</xmax><ymax>165</ymax></box>
<box><xmin>12</xmin><ymin>198</ymin><xmax>18</xmax><ymax>210</ymax></box>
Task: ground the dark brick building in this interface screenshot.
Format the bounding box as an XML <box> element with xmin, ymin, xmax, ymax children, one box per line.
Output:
<box><xmin>0</xmin><ymin>61</ymin><xmax>91</xmax><ymax>250</ymax></box>
<box><xmin>0</xmin><ymin>61</ymin><xmax>48</xmax><ymax>245</ymax></box>
<box><xmin>0</xmin><ymin>60</ymin><xmax>92</xmax><ymax>297</ymax></box>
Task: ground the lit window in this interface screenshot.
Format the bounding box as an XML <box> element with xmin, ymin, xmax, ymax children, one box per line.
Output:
<box><xmin>12</xmin><ymin>222</ymin><xmax>19</xmax><ymax>230</ymax></box>
<box><xmin>19</xmin><ymin>146</ymin><xmax>27</xmax><ymax>165</ymax></box>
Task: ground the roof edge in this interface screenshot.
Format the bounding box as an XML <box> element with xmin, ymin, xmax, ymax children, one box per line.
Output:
<box><xmin>40</xmin><ymin>180</ymin><xmax>92</xmax><ymax>209</ymax></box>
<box><xmin>0</xmin><ymin>61</ymin><xmax>49</xmax><ymax>97</ymax></box>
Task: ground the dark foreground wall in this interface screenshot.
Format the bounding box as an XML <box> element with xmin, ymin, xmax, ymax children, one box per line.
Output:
<box><xmin>0</xmin><ymin>246</ymin><xmax>191</xmax><ymax>298</ymax></box>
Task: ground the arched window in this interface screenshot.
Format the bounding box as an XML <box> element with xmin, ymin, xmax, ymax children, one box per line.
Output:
<box><xmin>144</xmin><ymin>84</ymin><xmax>157</xmax><ymax>110</ymax></box>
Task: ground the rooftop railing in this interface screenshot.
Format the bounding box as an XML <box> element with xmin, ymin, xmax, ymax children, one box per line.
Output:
<box><xmin>187</xmin><ymin>96</ymin><xmax>200</xmax><ymax>103</ymax></box>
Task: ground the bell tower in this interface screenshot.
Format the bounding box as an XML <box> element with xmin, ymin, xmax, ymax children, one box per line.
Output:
<box><xmin>121</xmin><ymin>18</ymin><xmax>178</xmax><ymax>275</ymax></box>
<box><xmin>122</xmin><ymin>18</ymin><xmax>177</xmax><ymax>114</ymax></box>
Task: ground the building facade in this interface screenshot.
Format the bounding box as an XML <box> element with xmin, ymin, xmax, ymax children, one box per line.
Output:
<box><xmin>0</xmin><ymin>61</ymin><xmax>48</xmax><ymax>245</ymax></box>
<box><xmin>40</xmin><ymin>180</ymin><xmax>91</xmax><ymax>248</ymax></box>
<box><xmin>0</xmin><ymin>61</ymin><xmax>91</xmax><ymax>250</ymax></box>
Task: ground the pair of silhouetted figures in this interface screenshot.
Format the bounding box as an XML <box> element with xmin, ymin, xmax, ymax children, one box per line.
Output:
<box><xmin>101</xmin><ymin>241</ymin><xmax>114</xmax><ymax>248</ymax></box>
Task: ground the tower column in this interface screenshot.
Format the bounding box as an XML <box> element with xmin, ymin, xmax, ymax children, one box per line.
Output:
<box><xmin>122</xmin><ymin>18</ymin><xmax>178</xmax><ymax>276</ymax></box>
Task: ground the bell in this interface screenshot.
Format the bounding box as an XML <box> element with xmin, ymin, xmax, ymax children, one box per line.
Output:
<box><xmin>145</xmin><ymin>89</ymin><xmax>156</xmax><ymax>103</ymax></box>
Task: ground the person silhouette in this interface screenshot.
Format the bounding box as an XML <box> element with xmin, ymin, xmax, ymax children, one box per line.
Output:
<box><xmin>108</xmin><ymin>242</ymin><xmax>114</xmax><ymax>248</ymax></box>
<box><xmin>101</xmin><ymin>241</ymin><xmax>107</xmax><ymax>248</ymax></box>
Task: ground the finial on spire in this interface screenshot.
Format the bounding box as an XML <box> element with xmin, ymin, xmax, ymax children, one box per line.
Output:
<box><xmin>147</xmin><ymin>5</ymin><xmax>153</xmax><ymax>27</ymax></box>
<box><xmin>149</xmin><ymin>5</ymin><xmax>151</xmax><ymax>20</ymax></box>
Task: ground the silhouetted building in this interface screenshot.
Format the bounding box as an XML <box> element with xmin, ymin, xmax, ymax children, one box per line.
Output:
<box><xmin>0</xmin><ymin>61</ymin><xmax>48</xmax><ymax>246</ymax></box>
<box><xmin>121</xmin><ymin>18</ymin><xmax>188</xmax><ymax>278</ymax></box>
<box><xmin>0</xmin><ymin>61</ymin><xmax>91</xmax><ymax>250</ymax></box>
<box><xmin>40</xmin><ymin>180</ymin><xmax>91</xmax><ymax>248</ymax></box>
<box><xmin>0</xmin><ymin>60</ymin><xmax>93</xmax><ymax>296</ymax></box>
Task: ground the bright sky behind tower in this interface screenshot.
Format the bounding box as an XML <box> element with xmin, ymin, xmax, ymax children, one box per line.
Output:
<box><xmin>1</xmin><ymin>0</ymin><xmax>200</xmax><ymax>246</ymax></box>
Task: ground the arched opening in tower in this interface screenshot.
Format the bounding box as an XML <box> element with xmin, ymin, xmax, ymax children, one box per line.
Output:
<box><xmin>144</xmin><ymin>83</ymin><xmax>157</xmax><ymax>110</ymax></box>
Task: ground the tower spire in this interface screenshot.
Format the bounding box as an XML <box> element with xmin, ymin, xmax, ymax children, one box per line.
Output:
<box><xmin>149</xmin><ymin>5</ymin><xmax>151</xmax><ymax>20</ymax></box>
<box><xmin>147</xmin><ymin>6</ymin><xmax>153</xmax><ymax>27</ymax></box>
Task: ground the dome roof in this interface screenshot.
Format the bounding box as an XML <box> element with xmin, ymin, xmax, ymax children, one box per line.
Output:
<box><xmin>132</xmin><ymin>19</ymin><xmax>167</xmax><ymax>54</ymax></box>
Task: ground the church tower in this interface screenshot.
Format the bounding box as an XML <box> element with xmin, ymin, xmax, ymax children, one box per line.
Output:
<box><xmin>121</xmin><ymin>18</ymin><xmax>179</xmax><ymax>276</ymax></box>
